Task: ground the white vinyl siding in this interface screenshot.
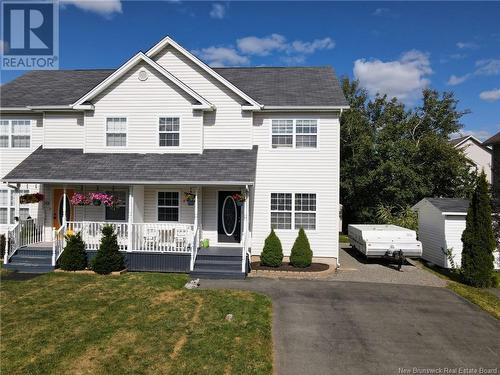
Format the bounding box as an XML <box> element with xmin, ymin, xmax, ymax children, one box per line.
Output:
<box><xmin>151</xmin><ymin>45</ymin><xmax>252</xmax><ymax>150</ymax></box>
<box><xmin>0</xmin><ymin>119</ymin><xmax>31</xmax><ymax>148</ymax></box>
<box><xmin>252</xmin><ymin>112</ymin><xmax>339</xmax><ymax>258</ymax></box>
<box><xmin>106</xmin><ymin>117</ymin><xmax>127</xmax><ymax>147</ymax></box>
<box><xmin>85</xmin><ymin>62</ymin><xmax>202</xmax><ymax>154</ymax></box>
<box><xmin>271</xmin><ymin>119</ymin><xmax>318</xmax><ymax>149</ymax></box>
<box><xmin>43</xmin><ymin>112</ymin><xmax>84</xmax><ymax>149</ymax></box>
<box><xmin>159</xmin><ymin>117</ymin><xmax>180</xmax><ymax>147</ymax></box>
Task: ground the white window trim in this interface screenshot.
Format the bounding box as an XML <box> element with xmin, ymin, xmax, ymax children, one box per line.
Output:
<box><xmin>269</xmin><ymin>118</ymin><xmax>319</xmax><ymax>150</ymax></box>
<box><xmin>156</xmin><ymin>190</ymin><xmax>181</xmax><ymax>223</ymax></box>
<box><xmin>0</xmin><ymin>187</ymin><xmax>31</xmax><ymax>225</ymax></box>
<box><xmin>270</xmin><ymin>192</ymin><xmax>317</xmax><ymax>231</ymax></box>
<box><xmin>104</xmin><ymin>116</ymin><xmax>128</xmax><ymax>148</ymax></box>
<box><xmin>0</xmin><ymin>119</ymin><xmax>32</xmax><ymax>149</ymax></box>
<box><xmin>157</xmin><ymin>115</ymin><xmax>181</xmax><ymax>148</ymax></box>
<box><xmin>104</xmin><ymin>189</ymin><xmax>128</xmax><ymax>222</ymax></box>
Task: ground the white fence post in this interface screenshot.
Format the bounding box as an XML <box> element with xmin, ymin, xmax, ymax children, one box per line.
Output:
<box><xmin>52</xmin><ymin>228</ymin><xmax>56</xmax><ymax>266</ymax></box>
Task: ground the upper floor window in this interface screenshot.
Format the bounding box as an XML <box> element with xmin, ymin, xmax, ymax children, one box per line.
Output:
<box><xmin>106</xmin><ymin>117</ymin><xmax>127</xmax><ymax>147</ymax></box>
<box><xmin>159</xmin><ymin>117</ymin><xmax>180</xmax><ymax>147</ymax></box>
<box><xmin>271</xmin><ymin>119</ymin><xmax>317</xmax><ymax>149</ymax></box>
<box><xmin>0</xmin><ymin>120</ymin><xmax>31</xmax><ymax>148</ymax></box>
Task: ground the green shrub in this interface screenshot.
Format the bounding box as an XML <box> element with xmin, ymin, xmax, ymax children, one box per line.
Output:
<box><xmin>58</xmin><ymin>233</ymin><xmax>87</xmax><ymax>271</ymax></box>
<box><xmin>376</xmin><ymin>205</ymin><xmax>418</xmax><ymax>231</ymax></box>
<box><xmin>290</xmin><ymin>228</ymin><xmax>313</xmax><ymax>268</ymax></box>
<box><xmin>260</xmin><ymin>229</ymin><xmax>283</xmax><ymax>267</ymax></box>
<box><xmin>0</xmin><ymin>234</ymin><xmax>5</xmax><ymax>259</ymax></box>
<box><xmin>461</xmin><ymin>172</ymin><xmax>496</xmax><ymax>288</ymax></box>
<box><xmin>91</xmin><ymin>225</ymin><xmax>125</xmax><ymax>275</ymax></box>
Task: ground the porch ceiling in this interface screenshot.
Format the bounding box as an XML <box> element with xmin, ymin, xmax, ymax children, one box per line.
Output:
<box><xmin>2</xmin><ymin>146</ymin><xmax>257</xmax><ymax>185</ymax></box>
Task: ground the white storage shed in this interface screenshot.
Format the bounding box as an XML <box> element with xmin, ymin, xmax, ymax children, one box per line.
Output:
<box><xmin>413</xmin><ymin>197</ymin><xmax>500</xmax><ymax>269</ymax></box>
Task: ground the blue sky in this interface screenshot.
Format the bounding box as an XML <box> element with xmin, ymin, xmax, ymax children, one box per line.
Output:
<box><xmin>1</xmin><ymin>1</ymin><xmax>499</xmax><ymax>139</ymax></box>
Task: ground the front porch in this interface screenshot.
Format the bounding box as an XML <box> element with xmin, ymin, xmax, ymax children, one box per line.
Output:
<box><xmin>4</xmin><ymin>184</ymin><xmax>252</xmax><ymax>278</ymax></box>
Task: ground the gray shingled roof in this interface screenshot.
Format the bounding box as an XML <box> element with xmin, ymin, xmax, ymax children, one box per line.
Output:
<box><xmin>484</xmin><ymin>132</ymin><xmax>500</xmax><ymax>146</ymax></box>
<box><xmin>426</xmin><ymin>198</ymin><xmax>470</xmax><ymax>213</ymax></box>
<box><xmin>449</xmin><ymin>136</ymin><xmax>469</xmax><ymax>146</ymax></box>
<box><xmin>2</xmin><ymin>147</ymin><xmax>258</xmax><ymax>184</ymax></box>
<box><xmin>0</xmin><ymin>70</ymin><xmax>113</xmax><ymax>107</ymax></box>
<box><xmin>214</xmin><ymin>67</ymin><xmax>348</xmax><ymax>107</ymax></box>
<box><xmin>1</xmin><ymin>66</ymin><xmax>347</xmax><ymax>108</ymax></box>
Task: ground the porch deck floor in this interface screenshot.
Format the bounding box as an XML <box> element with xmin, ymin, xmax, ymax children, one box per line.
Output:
<box><xmin>23</xmin><ymin>241</ymin><xmax>53</xmax><ymax>249</ymax></box>
<box><xmin>198</xmin><ymin>247</ymin><xmax>243</xmax><ymax>257</ymax></box>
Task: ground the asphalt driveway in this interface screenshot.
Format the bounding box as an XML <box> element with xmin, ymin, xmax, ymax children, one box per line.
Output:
<box><xmin>202</xmin><ymin>278</ymin><xmax>500</xmax><ymax>375</ymax></box>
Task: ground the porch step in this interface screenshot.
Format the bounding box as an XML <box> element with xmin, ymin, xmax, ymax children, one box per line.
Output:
<box><xmin>4</xmin><ymin>246</ymin><xmax>54</xmax><ymax>274</ymax></box>
<box><xmin>194</xmin><ymin>259</ymin><xmax>242</xmax><ymax>272</ymax></box>
<box><xmin>191</xmin><ymin>247</ymin><xmax>245</xmax><ymax>279</ymax></box>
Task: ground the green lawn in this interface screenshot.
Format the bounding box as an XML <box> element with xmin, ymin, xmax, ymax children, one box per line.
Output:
<box><xmin>0</xmin><ymin>271</ymin><xmax>273</xmax><ymax>375</ymax></box>
<box><xmin>339</xmin><ymin>234</ymin><xmax>349</xmax><ymax>243</ymax></box>
<box><xmin>421</xmin><ymin>263</ymin><xmax>500</xmax><ymax>319</ymax></box>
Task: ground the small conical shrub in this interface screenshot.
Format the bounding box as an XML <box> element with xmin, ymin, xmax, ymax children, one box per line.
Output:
<box><xmin>91</xmin><ymin>225</ymin><xmax>125</xmax><ymax>275</ymax></box>
<box><xmin>290</xmin><ymin>228</ymin><xmax>313</xmax><ymax>268</ymax></box>
<box><xmin>260</xmin><ymin>229</ymin><xmax>283</xmax><ymax>267</ymax></box>
<box><xmin>59</xmin><ymin>232</ymin><xmax>87</xmax><ymax>271</ymax></box>
<box><xmin>461</xmin><ymin>171</ymin><xmax>496</xmax><ymax>287</ymax></box>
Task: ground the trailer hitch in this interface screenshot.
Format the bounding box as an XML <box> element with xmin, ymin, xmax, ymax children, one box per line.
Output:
<box><xmin>385</xmin><ymin>249</ymin><xmax>406</xmax><ymax>271</ymax></box>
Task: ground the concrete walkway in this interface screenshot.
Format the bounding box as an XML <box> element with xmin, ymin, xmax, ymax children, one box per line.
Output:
<box><xmin>201</xmin><ymin>278</ymin><xmax>500</xmax><ymax>375</ymax></box>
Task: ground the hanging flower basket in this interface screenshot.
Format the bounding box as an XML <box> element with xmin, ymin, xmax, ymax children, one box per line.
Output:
<box><xmin>232</xmin><ymin>193</ymin><xmax>246</xmax><ymax>206</ymax></box>
<box><xmin>70</xmin><ymin>192</ymin><xmax>120</xmax><ymax>208</ymax></box>
<box><xmin>19</xmin><ymin>193</ymin><xmax>44</xmax><ymax>204</ymax></box>
<box><xmin>184</xmin><ymin>192</ymin><xmax>196</xmax><ymax>206</ymax></box>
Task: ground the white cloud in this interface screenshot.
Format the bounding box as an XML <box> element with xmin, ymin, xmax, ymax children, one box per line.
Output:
<box><xmin>291</xmin><ymin>37</ymin><xmax>335</xmax><ymax>54</ymax></box>
<box><xmin>192</xmin><ymin>46</ymin><xmax>248</xmax><ymax>67</ymax></box>
<box><xmin>447</xmin><ymin>74</ymin><xmax>471</xmax><ymax>86</ymax></box>
<box><xmin>475</xmin><ymin>59</ymin><xmax>500</xmax><ymax>76</ymax></box>
<box><xmin>447</xmin><ymin>58</ymin><xmax>500</xmax><ymax>85</ymax></box>
<box><xmin>61</xmin><ymin>0</ymin><xmax>122</xmax><ymax>16</ymax></box>
<box><xmin>209</xmin><ymin>3</ymin><xmax>225</xmax><ymax>19</ymax></box>
<box><xmin>456</xmin><ymin>41</ymin><xmax>479</xmax><ymax>49</ymax></box>
<box><xmin>237</xmin><ymin>34</ymin><xmax>287</xmax><ymax>56</ymax></box>
<box><xmin>479</xmin><ymin>88</ymin><xmax>500</xmax><ymax>102</ymax></box>
<box><xmin>353</xmin><ymin>50</ymin><xmax>432</xmax><ymax>102</ymax></box>
<box><xmin>372</xmin><ymin>8</ymin><xmax>399</xmax><ymax>18</ymax></box>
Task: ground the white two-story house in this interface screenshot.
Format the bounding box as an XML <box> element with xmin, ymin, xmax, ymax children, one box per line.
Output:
<box><xmin>0</xmin><ymin>36</ymin><xmax>347</xmax><ymax>278</ymax></box>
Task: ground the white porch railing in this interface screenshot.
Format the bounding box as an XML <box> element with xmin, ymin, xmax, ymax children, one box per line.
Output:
<box><xmin>52</xmin><ymin>224</ymin><xmax>66</xmax><ymax>266</ymax></box>
<box><xmin>190</xmin><ymin>226</ymin><xmax>200</xmax><ymax>271</ymax></box>
<box><xmin>66</xmin><ymin>221</ymin><xmax>195</xmax><ymax>253</ymax></box>
<box><xmin>4</xmin><ymin>218</ymin><xmax>45</xmax><ymax>263</ymax></box>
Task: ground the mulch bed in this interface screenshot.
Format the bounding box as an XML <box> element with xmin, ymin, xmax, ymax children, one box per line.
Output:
<box><xmin>251</xmin><ymin>262</ymin><xmax>329</xmax><ymax>272</ymax></box>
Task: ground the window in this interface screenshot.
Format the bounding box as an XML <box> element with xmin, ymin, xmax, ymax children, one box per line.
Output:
<box><xmin>294</xmin><ymin>193</ymin><xmax>316</xmax><ymax>229</ymax></box>
<box><xmin>270</xmin><ymin>193</ymin><xmax>317</xmax><ymax>230</ymax></box>
<box><xmin>159</xmin><ymin>117</ymin><xmax>180</xmax><ymax>147</ymax></box>
<box><xmin>270</xmin><ymin>193</ymin><xmax>292</xmax><ymax>229</ymax></box>
<box><xmin>106</xmin><ymin>117</ymin><xmax>127</xmax><ymax>147</ymax></box>
<box><xmin>105</xmin><ymin>191</ymin><xmax>127</xmax><ymax>221</ymax></box>
<box><xmin>158</xmin><ymin>192</ymin><xmax>179</xmax><ymax>222</ymax></box>
<box><xmin>295</xmin><ymin>120</ymin><xmax>317</xmax><ymax>148</ymax></box>
<box><xmin>0</xmin><ymin>188</ymin><xmax>30</xmax><ymax>224</ymax></box>
<box><xmin>0</xmin><ymin>190</ymin><xmax>8</xmax><ymax>224</ymax></box>
<box><xmin>0</xmin><ymin>120</ymin><xmax>31</xmax><ymax>148</ymax></box>
<box><xmin>271</xmin><ymin>120</ymin><xmax>293</xmax><ymax>148</ymax></box>
<box><xmin>271</xmin><ymin>119</ymin><xmax>318</xmax><ymax>149</ymax></box>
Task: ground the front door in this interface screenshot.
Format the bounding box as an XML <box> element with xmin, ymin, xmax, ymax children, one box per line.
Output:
<box><xmin>217</xmin><ymin>191</ymin><xmax>241</xmax><ymax>243</ymax></box>
<box><xmin>52</xmin><ymin>189</ymin><xmax>74</xmax><ymax>229</ymax></box>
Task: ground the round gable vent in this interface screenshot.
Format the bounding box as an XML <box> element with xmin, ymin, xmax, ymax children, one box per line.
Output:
<box><xmin>138</xmin><ymin>69</ymin><xmax>148</xmax><ymax>81</ymax></box>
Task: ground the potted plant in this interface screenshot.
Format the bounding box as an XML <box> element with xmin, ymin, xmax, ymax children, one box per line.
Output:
<box><xmin>184</xmin><ymin>192</ymin><xmax>196</xmax><ymax>206</ymax></box>
<box><xmin>232</xmin><ymin>192</ymin><xmax>246</xmax><ymax>207</ymax></box>
<box><xmin>70</xmin><ymin>193</ymin><xmax>89</xmax><ymax>206</ymax></box>
<box><xmin>200</xmin><ymin>239</ymin><xmax>210</xmax><ymax>248</ymax></box>
<box><xmin>19</xmin><ymin>193</ymin><xmax>44</xmax><ymax>204</ymax></box>
<box><xmin>87</xmin><ymin>192</ymin><xmax>120</xmax><ymax>207</ymax></box>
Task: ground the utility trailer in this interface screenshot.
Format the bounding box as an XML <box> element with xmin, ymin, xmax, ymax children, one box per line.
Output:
<box><xmin>347</xmin><ymin>224</ymin><xmax>422</xmax><ymax>270</ymax></box>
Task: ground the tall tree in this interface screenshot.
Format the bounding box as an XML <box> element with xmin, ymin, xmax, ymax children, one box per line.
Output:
<box><xmin>461</xmin><ymin>172</ymin><xmax>496</xmax><ymax>287</ymax></box>
<box><xmin>340</xmin><ymin>78</ymin><xmax>475</xmax><ymax>229</ymax></box>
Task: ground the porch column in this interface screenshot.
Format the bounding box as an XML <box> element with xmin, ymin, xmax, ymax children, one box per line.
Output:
<box><xmin>242</xmin><ymin>185</ymin><xmax>250</xmax><ymax>272</ymax></box>
<box><xmin>13</xmin><ymin>185</ymin><xmax>20</xmax><ymax>222</ymax></box>
<box><xmin>62</xmin><ymin>186</ymin><xmax>67</xmax><ymax>226</ymax></box>
<box><xmin>194</xmin><ymin>187</ymin><xmax>199</xmax><ymax>230</ymax></box>
<box><xmin>127</xmin><ymin>186</ymin><xmax>134</xmax><ymax>251</ymax></box>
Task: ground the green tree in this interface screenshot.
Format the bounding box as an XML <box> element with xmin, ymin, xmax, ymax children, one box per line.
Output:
<box><xmin>91</xmin><ymin>225</ymin><xmax>125</xmax><ymax>275</ymax></box>
<box><xmin>59</xmin><ymin>232</ymin><xmax>87</xmax><ymax>271</ymax></box>
<box><xmin>340</xmin><ymin>78</ymin><xmax>475</xmax><ymax>229</ymax></box>
<box><xmin>260</xmin><ymin>229</ymin><xmax>283</xmax><ymax>267</ymax></box>
<box><xmin>289</xmin><ymin>228</ymin><xmax>313</xmax><ymax>268</ymax></box>
<box><xmin>461</xmin><ymin>172</ymin><xmax>496</xmax><ymax>287</ymax></box>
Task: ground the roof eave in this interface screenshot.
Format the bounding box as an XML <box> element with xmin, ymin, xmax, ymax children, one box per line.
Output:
<box><xmin>261</xmin><ymin>105</ymin><xmax>349</xmax><ymax>112</ymax></box>
<box><xmin>1</xmin><ymin>177</ymin><xmax>255</xmax><ymax>186</ymax></box>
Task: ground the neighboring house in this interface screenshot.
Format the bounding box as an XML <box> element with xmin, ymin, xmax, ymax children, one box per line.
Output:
<box><xmin>413</xmin><ymin>197</ymin><xmax>500</xmax><ymax>270</ymax></box>
<box><xmin>450</xmin><ymin>135</ymin><xmax>492</xmax><ymax>183</ymax></box>
<box><xmin>483</xmin><ymin>132</ymin><xmax>500</xmax><ymax>203</ymax></box>
<box><xmin>0</xmin><ymin>36</ymin><xmax>348</xmax><ymax>277</ymax></box>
